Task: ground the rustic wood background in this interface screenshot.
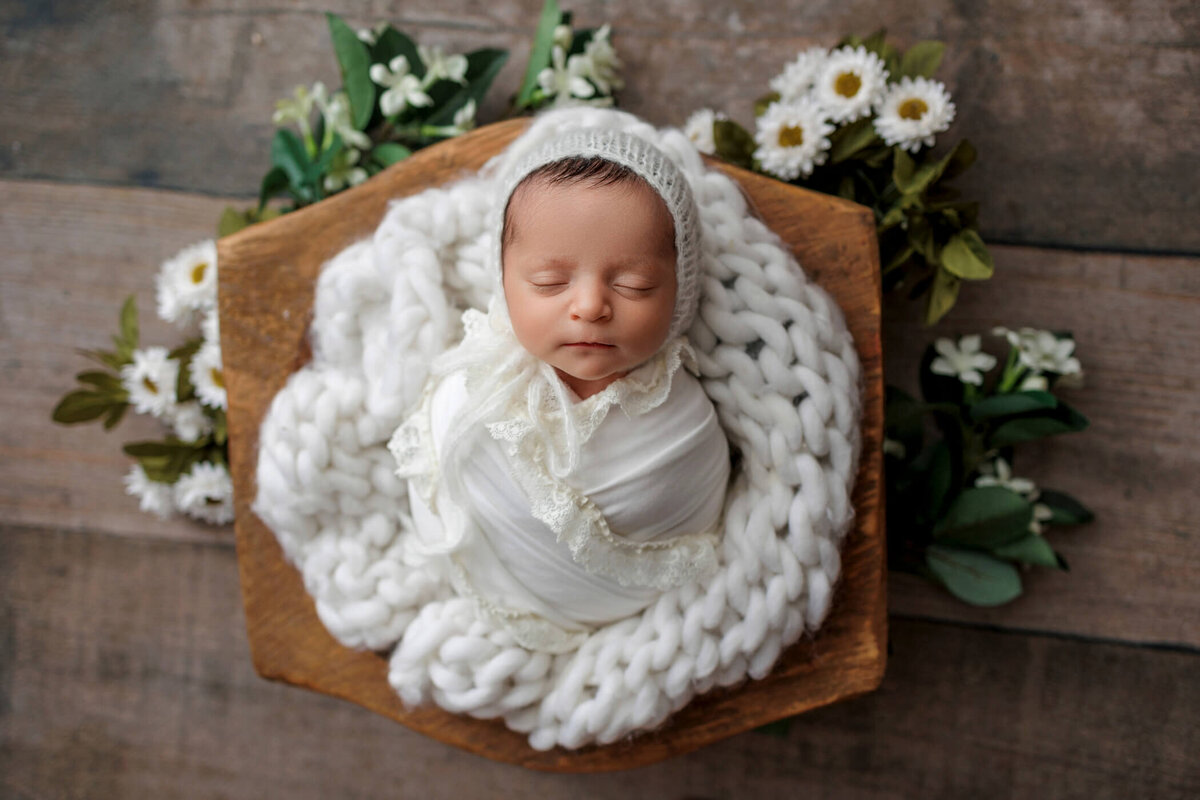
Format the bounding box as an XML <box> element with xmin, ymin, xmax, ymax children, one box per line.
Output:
<box><xmin>2</xmin><ymin>0</ymin><xmax>1197</xmax><ymax>796</ymax></box>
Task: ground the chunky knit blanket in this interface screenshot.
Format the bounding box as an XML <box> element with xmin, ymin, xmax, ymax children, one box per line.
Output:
<box><xmin>253</xmin><ymin>108</ymin><xmax>862</xmax><ymax>750</ymax></box>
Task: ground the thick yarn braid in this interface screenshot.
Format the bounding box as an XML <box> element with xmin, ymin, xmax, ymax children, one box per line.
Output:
<box><xmin>253</xmin><ymin>108</ymin><xmax>861</xmax><ymax>750</ymax></box>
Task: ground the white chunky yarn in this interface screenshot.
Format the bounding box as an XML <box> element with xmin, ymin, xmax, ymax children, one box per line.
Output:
<box><xmin>254</xmin><ymin>108</ymin><xmax>862</xmax><ymax>749</ymax></box>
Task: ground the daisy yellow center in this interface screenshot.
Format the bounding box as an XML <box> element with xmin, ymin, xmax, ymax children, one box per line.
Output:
<box><xmin>191</xmin><ymin>262</ymin><xmax>209</xmax><ymax>284</ymax></box>
<box><xmin>210</xmin><ymin>367</ymin><xmax>224</xmax><ymax>390</ymax></box>
<box><xmin>898</xmin><ymin>98</ymin><xmax>929</xmax><ymax>120</ymax></box>
<box><xmin>143</xmin><ymin>377</ymin><xmax>159</xmax><ymax>394</ymax></box>
<box><xmin>777</xmin><ymin>125</ymin><xmax>805</xmax><ymax>148</ymax></box>
<box><xmin>834</xmin><ymin>71</ymin><xmax>862</xmax><ymax>98</ymax></box>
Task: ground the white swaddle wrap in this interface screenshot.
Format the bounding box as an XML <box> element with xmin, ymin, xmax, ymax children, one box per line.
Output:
<box><xmin>391</xmin><ymin>304</ymin><xmax>730</xmax><ymax>652</ymax></box>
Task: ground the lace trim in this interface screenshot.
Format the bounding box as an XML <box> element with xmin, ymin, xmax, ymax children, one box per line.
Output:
<box><xmin>388</xmin><ymin>381</ymin><xmax>439</xmax><ymax>509</ymax></box>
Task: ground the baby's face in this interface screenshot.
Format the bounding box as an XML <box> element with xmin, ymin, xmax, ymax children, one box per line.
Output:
<box><xmin>502</xmin><ymin>176</ymin><xmax>677</xmax><ymax>399</ymax></box>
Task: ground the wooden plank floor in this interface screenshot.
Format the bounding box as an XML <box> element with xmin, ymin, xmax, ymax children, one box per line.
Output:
<box><xmin>2</xmin><ymin>0</ymin><xmax>1198</xmax><ymax>794</ymax></box>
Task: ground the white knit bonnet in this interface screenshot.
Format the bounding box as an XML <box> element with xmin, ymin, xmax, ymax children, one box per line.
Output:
<box><xmin>493</xmin><ymin>124</ymin><xmax>702</xmax><ymax>341</ymax></box>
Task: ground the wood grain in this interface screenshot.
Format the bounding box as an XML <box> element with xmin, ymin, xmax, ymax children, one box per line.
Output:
<box><xmin>217</xmin><ymin>117</ymin><xmax>886</xmax><ymax>770</ymax></box>
<box><xmin>2</xmin><ymin>0</ymin><xmax>1196</xmax><ymax>252</ymax></box>
<box><xmin>3</xmin><ymin>524</ymin><xmax>1196</xmax><ymax>798</ymax></box>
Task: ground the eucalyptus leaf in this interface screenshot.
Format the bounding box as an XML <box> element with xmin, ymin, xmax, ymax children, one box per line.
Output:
<box><xmin>969</xmin><ymin>391</ymin><xmax>1058</xmax><ymax>422</ymax></box>
<box><xmin>713</xmin><ymin>119</ymin><xmax>756</xmax><ymax>170</ymax></box>
<box><xmin>993</xmin><ymin>534</ymin><xmax>1063</xmax><ymax>569</ymax></box>
<box><xmin>926</xmin><ymin>544</ymin><xmax>1023</xmax><ymax>606</ymax></box>
<box><xmin>326</xmin><ymin>12</ymin><xmax>375</xmax><ymax>130</ymax></box>
<box><xmin>52</xmin><ymin>390</ymin><xmax>115</xmax><ymax>424</ymax></box>
<box><xmin>989</xmin><ymin>402</ymin><xmax>1089</xmax><ymax>447</ymax></box>
<box><xmin>1037</xmin><ymin>489</ymin><xmax>1095</xmax><ymax>525</ymax></box>
<box><xmin>941</xmin><ymin>228</ymin><xmax>994</xmax><ymax>280</ymax></box>
<box><xmin>898</xmin><ymin>40</ymin><xmax>945</xmax><ymax>79</ymax></box>
<box><xmin>933</xmin><ymin>486</ymin><xmax>1032</xmax><ymax>549</ymax></box>
<box><xmin>923</xmin><ymin>267</ymin><xmax>960</xmax><ymax>325</ymax></box>
<box><xmin>516</xmin><ymin>0</ymin><xmax>562</xmax><ymax>108</ymax></box>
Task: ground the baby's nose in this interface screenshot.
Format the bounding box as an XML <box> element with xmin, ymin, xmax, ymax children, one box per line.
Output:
<box><xmin>570</xmin><ymin>284</ymin><xmax>612</xmax><ymax>321</ymax></box>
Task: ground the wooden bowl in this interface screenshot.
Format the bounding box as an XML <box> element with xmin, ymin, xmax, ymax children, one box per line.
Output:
<box><xmin>218</xmin><ymin>118</ymin><xmax>886</xmax><ymax>771</ymax></box>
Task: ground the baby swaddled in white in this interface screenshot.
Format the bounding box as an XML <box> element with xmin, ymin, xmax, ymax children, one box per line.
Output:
<box><xmin>389</xmin><ymin>126</ymin><xmax>731</xmax><ymax>653</ymax></box>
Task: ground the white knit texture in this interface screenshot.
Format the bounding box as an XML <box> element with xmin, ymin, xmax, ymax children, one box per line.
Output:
<box><xmin>253</xmin><ymin>108</ymin><xmax>862</xmax><ymax>750</ymax></box>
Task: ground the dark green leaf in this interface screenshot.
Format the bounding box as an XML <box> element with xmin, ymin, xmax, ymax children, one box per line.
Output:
<box><xmin>52</xmin><ymin>390</ymin><xmax>116</xmax><ymax>424</ymax></box>
<box><xmin>310</xmin><ymin>133</ymin><xmax>343</xmax><ymax>183</ymax></box>
<box><xmin>829</xmin><ymin>118</ymin><xmax>880</xmax><ymax>164</ymax></box>
<box><xmin>754</xmin><ymin>91</ymin><xmax>781</xmax><ymax>117</ymax></box>
<box><xmin>102</xmin><ymin>402</ymin><xmax>129</xmax><ymax>431</ymax></box>
<box><xmin>934</xmin><ymin>486</ymin><xmax>1032</xmax><ymax>549</ymax></box>
<box><xmin>926</xmin><ymin>544</ymin><xmax>1023</xmax><ymax>606</ymax></box>
<box><xmin>713</xmin><ymin>119</ymin><xmax>756</xmax><ymax>170</ymax></box>
<box><xmin>969</xmin><ymin>391</ymin><xmax>1058</xmax><ymax>422</ymax></box>
<box><xmin>168</xmin><ymin>338</ymin><xmax>202</xmax><ymax>362</ymax></box>
<box><xmin>425</xmin><ymin>48</ymin><xmax>509</xmax><ymax>126</ymax></box>
<box><xmin>755</xmin><ymin>718</ymin><xmax>793</xmax><ymax>737</ymax></box>
<box><xmin>925</xmin><ymin>441</ymin><xmax>953</xmax><ymax>520</ymax></box>
<box><xmin>119</xmin><ymin>295</ymin><xmax>138</xmax><ymax>351</ymax></box>
<box><xmin>371</xmin><ymin>142</ymin><xmax>413</xmax><ymax>168</ymax></box>
<box><xmin>918</xmin><ymin>339</ymin><xmax>965</xmax><ymax>406</ymax></box>
<box><xmin>923</xmin><ymin>267</ymin><xmax>960</xmax><ymax>325</ymax></box>
<box><xmin>515</xmin><ymin>0</ymin><xmax>563</xmax><ymax>108</ymax></box>
<box><xmin>75</xmin><ymin>370</ymin><xmax>125</xmax><ymax>394</ymax></box>
<box><xmin>989</xmin><ymin>402</ymin><xmax>1089</xmax><ymax>447</ymax></box>
<box><xmin>78</xmin><ymin>347</ymin><xmax>127</xmax><ymax>371</ymax></box>
<box><xmin>258</xmin><ymin>166</ymin><xmax>291</xmax><ymax>211</ymax></box>
<box><xmin>860</xmin><ymin>28</ymin><xmax>888</xmax><ymax>57</ymax></box>
<box><xmin>898</xmin><ymin>40</ymin><xmax>945</xmax><ymax>79</ymax></box>
<box><xmin>993</xmin><ymin>534</ymin><xmax>1064</xmax><ymax>569</ymax></box>
<box><xmin>939</xmin><ymin>139</ymin><xmax>977</xmax><ymax>183</ymax></box>
<box><xmin>327</xmin><ymin>12</ymin><xmax>375</xmax><ymax>129</ymax></box>
<box><xmin>941</xmin><ymin>228</ymin><xmax>994</xmax><ymax>280</ymax></box>
<box><xmin>1037</xmin><ymin>489</ymin><xmax>1095</xmax><ymax>525</ymax></box>
<box><xmin>270</xmin><ymin>129</ymin><xmax>311</xmax><ymax>189</ymax></box>
<box><xmin>123</xmin><ymin>440</ymin><xmax>200</xmax><ymax>458</ymax></box>
<box><xmin>894</xmin><ymin>139</ymin><xmax>975</xmax><ymax>197</ymax></box>
<box><xmin>373</xmin><ymin>26</ymin><xmax>424</xmax><ymax>79</ymax></box>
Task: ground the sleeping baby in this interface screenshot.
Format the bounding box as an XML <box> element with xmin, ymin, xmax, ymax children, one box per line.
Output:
<box><xmin>389</xmin><ymin>126</ymin><xmax>731</xmax><ymax>652</ymax></box>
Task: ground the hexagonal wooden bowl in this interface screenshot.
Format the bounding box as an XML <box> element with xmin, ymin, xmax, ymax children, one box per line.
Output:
<box><xmin>218</xmin><ymin>118</ymin><xmax>886</xmax><ymax>772</ymax></box>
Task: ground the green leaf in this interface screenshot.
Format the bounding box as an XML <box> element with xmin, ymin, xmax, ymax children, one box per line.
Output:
<box><xmin>78</xmin><ymin>347</ymin><xmax>127</xmax><ymax>371</ymax></box>
<box><xmin>75</xmin><ymin>370</ymin><xmax>125</xmax><ymax>395</ymax></box>
<box><xmin>270</xmin><ymin>128</ymin><xmax>311</xmax><ymax>190</ymax></box>
<box><xmin>894</xmin><ymin>139</ymin><xmax>975</xmax><ymax>197</ymax></box>
<box><xmin>515</xmin><ymin>0</ymin><xmax>563</xmax><ymax>109</ymax></box>
<box><xmin>926</xmin><ymin>544</ymin><xmax>1023</xmax><ymax>606</ymax></box>
<box><xmin>754</xmin><ymin>91</ymin><xmax>781</xmax><ymax>117</ymax></box>
<box><xmin>939</xmin><ymin>139</ymin><xmax>977</xmax><ymax>183</ymax></box>
<box><xmin>923</xmin><ymin>267</ymin><xmax>960</xmax><ymax>325</ymax></box>
<box><xmin>118</xmin><ymin>295</ymin><xmax>138</xmax><ymax>351</ymax></box>
<box><xmin>941</xmin><ymin>228</ymin><xmax>994</xmax><ymax>280</ymax></box>
<box><xmin>326</xmin><ymin>12</ymin><xmax>375</xmax><ymax>129</ymax></box>
<box><xmin>52</xmin><ymin>390</ymin><xmax>115</xmax><ymax>424</ymax></box>
<box><xmin>969</xmin><ymin>391</ymin><xmax>1058</xmax><ymax>422</ymax></box>
<box><xmin>124</xmin><ymin>441</ymin><xmax>198</xmax><ymax>458</ymax></box>
<box><xmin>898</xmin><ymin>40</ymin><xmax>945</xmax><ymax>79</ymax></box>
<box><xmin>755</xmin><ymin>718</ymin><xmax>793</xmax><ymax>737</ymax></box>
<box><xmin>829</xmin><ymin>117</ymin><xmax>880</xmax><ymax>164</ymax></box>
<box><xmin>993</xmin><ymin>535</ymin><xmax>1064</xmax><ymax>569</ymax></box>
<box><xmin>934</xmin><ymin>486</ymin><xmax>1033</xmax><ymax>549</ymax></box>
<box><xmin>258</xmin><ymin>166</ymin><xmax>290</xmax><ymax>211</ymax></box>
<box><xmin>425</xmin><ymin>48</ymin><xmax>509</xmax><ymax>126</ymax></box>
<box><xmin>218</xmin><ymin>206</ymin><xmax>252</xmax><ymax>237</ymax></box>
<box><xmin>989</xmin><ymin>402</ymin><xmax>1089</xmax><ymax>447</ymax></box>
<box><xmin>373</xmin><ymin>26</ymin><xmax>424</xmax><ymax>79</ymax></box>
<box><xmin>102</xmin><ymin>402</ymin><xmax>129</xmax><ymax>431</ymax></box>
<box><xmin>712</xmin><ymin>119</ymin><xmax>756</xmax><ymax>170</ymax></box>
<box><xmin>925</xmin><ymin>441</ymin><xmax>953</xmax><ymax>520</ymax></box>
<box><xmin>1036</xmin><ymin>489</ymin><xmax>1095</xmax><ymax>525</ymax></box>
<box><xmin>371</xmin><ymin>142</ymin><xmax>413</xmax><ymax>168</ymax></box>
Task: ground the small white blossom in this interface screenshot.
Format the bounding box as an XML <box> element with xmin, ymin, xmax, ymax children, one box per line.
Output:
<box><xmin>170</xmin><ymin>400</ymin><xmax>213</xmax><ymax>442</ymax></box>
<box><xmin>272</xmin><ymin>82</ymin><xmax>327</xmax><ymax>128</ymax></box>
<box><xmin>769</xmin><ymin>46</ymin><xmax>828</xmax><ymax>102</ymax></box>
<box><xmin>190</xmin><ymin>341</ymin><xmax>226</xmax><ymax>410</ymax></box>
<box><xmin>754</xmin><ymin>99</ymin><xmax>834</xmax><ymax>180</ymax></box>
<box><xmin>418</xmin><ymin>45</ymin><xmax>468</xmax><ymax>85</ymax></box>
<box><xmin>993</xmin><ymin>327</ymin><xmax>1083</xmax><ymax>377</ymax></box>
<box><xmin>317</xmin><ymin>90</ymin><xmax>371</xmax><ymax>150</ymax></box>
<box><xmin>684</xmin><ymin>108</ymin><xmax>727</xmax><ymax>155</ymax></box>
<box><xmin>174</xmin><ymin>461</ymin><xmax>235</xmax><ymax>525</ymax></box>
<box><xmin>121</xmin><ymin>347</ymin><xmax>179</xmax><ymax>418</ymax></box>
<box><xmin>930</xmin><ymin>334</ymin><xmax>997</xmax><ymax>386</ymax></box>
<box><xmin>552</xmin><ymin>24</ymin><xmax>573</xmax><ymax>51</ymax></box>
<box><xmin>1029</xmin><ymin>502</ymin><xmax>1055</xmax><ymax>535</ymax></box>
<box><xmin>323</xmin><ymin>148</ymin><xmax>369</xmax><ymax>192</ymax></box>
<box><xmin>874</xmin><ymin>76</ymin><xmax>956</xmax><ymax>153</ymax></box>
<box><xmin>156</xmin><ymin>239</ymin><xmax>218</xmax><ymax>327</ymax></box>
<box><xmin>581</xmin><ymin>25</ymin><xmax>623</xmax><ymax>95</ymax></box>
<box><xmin>883</xmin><ymin>437</ymin><xmax>907</xmax><ymax>459</ymax></box>
<box><xmin>538</xmin><ymin>45</ymin><xmax>596</xmax><ymax>106</ymax></box>
<box><xmin>1018</xmin><ymin>373</ymin><xmax>1049</xmax><ymax>392</ymax></box>
<box><xmin>452</xmin><ymin>99</ymin><xmax>477</xmax><ymax>132</ymax></box>
<box><xmin>370</xmin><ymin>56</ymin><xmax>434</xmax><ymax>117</ymax></box>
<box><xmin>124</xmin><ymin>464</ymin><xmax>176</xmax><ymax>519</ymax></box>
<box><xmin>356</xmin><ymin>22</ymin><xmax>388</xmax><ymax>46</ymax></box>
<box><xmin>975</xmin><ymin>457</ymin><xmax>1037</xmax><ymax>497</ymax></box>
<box><xmin>813</xmin><ymin>45</ymin><xmax>889</xmax><ymax>123</ymax></box>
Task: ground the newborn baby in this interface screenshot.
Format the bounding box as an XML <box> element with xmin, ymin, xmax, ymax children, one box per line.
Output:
<box><xmin>390</xmin><ymin>127</ymin><xmax>730</xmax><ymax>652</ymax></box>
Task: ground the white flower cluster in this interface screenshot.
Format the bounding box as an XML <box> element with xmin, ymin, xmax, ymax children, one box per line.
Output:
<box><xmin>929</xmin><ymin>329</ymin><xmax>1083</xmax><ymax>391</ymax></box>
<box><xmin>123</xmin><ymin>239</ymin><xmax>233</xmax><ymax>525</ymax></box>
<box><xmin>700</xmin><ymin>44</ymin><xmax>957</xmax><ymax>181</ymax></box>
<box><xmin>536</xmin><ymin>24</ymin><xmax>624</xmax><ymax>108</ymax></box>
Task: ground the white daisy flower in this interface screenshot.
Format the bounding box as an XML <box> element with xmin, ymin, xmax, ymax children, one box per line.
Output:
<box><xmin>121</xmin><ymin>347</ymin><xmax>179</xmax><ymax>418</ymax></box>
<box><xmin>974</xmin><ymin>457</ymin><xmax>1037</xmax><ymax>497</ymax></box>
<box><xmin>993</xmin><ymin>327</ymin><xmax>1083</xmax><ymax>377</ymax></box>
<box><xmin>581</xmin><ymin>25</ymin><xmax>623</xmax><ymax>95</ymax></box>
<box><xmin>753</xmin><ymin>99</ymin><xmax>834</xmax><ymax>180</ymax></box>
<box><xmin>317</xmin><ymin>90</ymin><xmax>371</xmax><ymax>151</ymax></box>
<box><xmin>201</xmin><ymin>306</ymin><xmax>220</xmax><ymax>348</ymax></box>
<box><xmin>418</xmin><ymin>45</ymin><xmax>468</xmax><ymax>85</ymax></box>
<box><xmin>156</xmin><ymin>239</ymin><xmax>218</xmax><ymax>327</ymax></box>
<box><xmin>684</xmin><ymin>108</ymin><xmax>727</xmax><ymax>155</ymax></box>
<box><xmin>538</xmin><ymin>45</ymin><xmax>596</xmax><ymax>106</ymax></box>
<box><xmin>174</xmin><ymin>461</ymin><xmax>235</xmax><ymax>525</ymax></box>
<box><xmin>813</xmin><ymin>45</ymin><xmax>889</xmax><ymax>123</ymax></box>
<box><xmin>124</xmin><ymin>464</ymin><xmax>176</xmax><ymax>519</ymax></box>
<box><xmin>769</xmin><ymin>46</ymin><xmax>828</xmax><ymax>102</ymax></box>
<box><xmin>170</xmin><ymin>400</ymin><xmax>213</xmax><ymax>442</ymax></box>
<box><xmin>874</xmin><ymin>76</ymin><xmax>956</xmax><ymax>152</ymax></box>
<box><xmin>190</xmin><ymin>341</ymin><xmax>226</xmax><ymax>410</ymax></box>
<box><xmin>272</xmin><ymin>82</ymin><xmax>326</xmax><ymax>128</ymax></box>
<box><xmin>370</xmin><ymin>56</ymin><xmax>434</xmax><ymax>117</ymax></box>
<box><xmin>929</xmin><ymin>334</ymin><xmax>997</xmax><ymax>386</ymax></box>
<box><xmin>323</xmin><ymin>148</ymin><xmax>369</xmax><ymax>193</ymax></box>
